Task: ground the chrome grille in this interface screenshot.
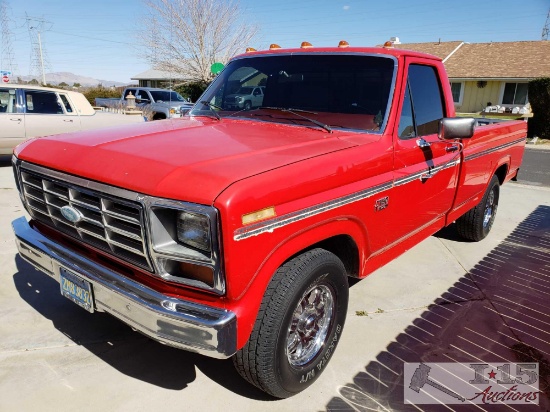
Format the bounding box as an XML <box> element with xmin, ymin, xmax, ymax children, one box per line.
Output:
<box><xmin>20</xmin><ymin>169</ymin><xmax>151</xmax><ymax>270</ymax></box>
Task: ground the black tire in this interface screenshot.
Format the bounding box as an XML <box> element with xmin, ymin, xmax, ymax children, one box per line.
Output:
<box><xmin>244</xmin><ymin>101</ymin><xmax>252</xmax><ymax>110</ymax></box>
<box><xmin>456</xmin><ymin>175</ymin><xmax>500</xmax><ymax>241</ymax></box>
<box><xmin>233</xmin><ymin>248</ymin><xmax>348</xmax><ymax>398</ymax></box>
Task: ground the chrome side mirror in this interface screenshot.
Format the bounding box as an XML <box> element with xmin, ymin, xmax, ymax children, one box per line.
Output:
<box><xmin>438</xmin><ymin>117</ymin><xmax>475</xmax><ymax>140</ymax></box>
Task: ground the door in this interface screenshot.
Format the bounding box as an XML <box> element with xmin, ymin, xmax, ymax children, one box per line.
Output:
<box><xmin>0</xmin><ymin>87</ymin><xmax>25</xmax><ymax>154</ymax></box>
<box><xmin>386</xmin><ymin>61</ymin><xmax>460</xmax><ymax>245</ymax></box>
<box><xmin>24</xmin><ymin>89</ymin><xmax>80</xmax><ymax>138</ymax></box>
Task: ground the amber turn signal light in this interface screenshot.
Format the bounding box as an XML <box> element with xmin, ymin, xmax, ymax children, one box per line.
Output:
<box><xmin>300</xmin><ymin>41</ymin><xmax>313</xmax><ymax>48</ymax></box>
<box><xmin>269</xmin><ymin>44</ymin><xmax>281</xmax><ymax>50</ymax></box>
<box><xmin>338</xmin><ymin>40</ymin><xmax>349</xmax><ymax>48</ymax></box>
<box><xmin>246</xmin><ymin>47</ymin><xmax>257</xmax><ymax>53</ymax></box>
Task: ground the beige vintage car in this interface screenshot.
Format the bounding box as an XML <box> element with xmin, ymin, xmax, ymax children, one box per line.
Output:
<box><xmin>0</xmin><ymin>84</ymin><xmax>145</xmax><ymax>155</ymax></box>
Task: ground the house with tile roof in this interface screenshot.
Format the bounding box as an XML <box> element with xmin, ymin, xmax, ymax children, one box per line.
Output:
<box><xmin>131</xmin><ymin>68</ymin><xmax>188</xmax><ymax>88</ymax></box>
<box><xmin>391</xmin><ymin>40</ymin><xmax>550</xmax><ymax>113</ymax></box>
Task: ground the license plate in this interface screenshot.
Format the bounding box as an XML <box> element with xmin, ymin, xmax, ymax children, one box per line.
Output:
<box><xmin>59</xmin><ymin>267</ymin><xmax>94</xmax><ymax>313</ymax></box>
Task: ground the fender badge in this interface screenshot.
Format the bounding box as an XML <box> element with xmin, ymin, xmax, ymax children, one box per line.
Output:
<box><xmin>375</xmin><ymin>196</ymin><xmax>389</xmax><ymax>211</ymax></box>
<box><xmin>60</xmin><ymin>206</ymin><xmax>83</xmax><ymax>223</ymax></box>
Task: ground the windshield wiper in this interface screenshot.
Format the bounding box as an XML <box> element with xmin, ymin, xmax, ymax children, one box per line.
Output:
<box><xmin>258</xmin><ymin>107</ymin><xmax>332</xmax><ymax>133</ymax></box>
<box><xmin>199</xmin><ymin>101</ymin><xmax>221</xmax><ymax>120</ymax></box>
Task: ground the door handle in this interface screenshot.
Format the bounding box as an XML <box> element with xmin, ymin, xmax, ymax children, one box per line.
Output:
<box><xmin>63</xmin><ymin>119</ymin><xmax>73</xmax><ymax>122</ymax></box>
<box><xmin>10</xmin><ymin>118</ymin><xmax>22</xmax><ymax>122</ymax></box>
<box><xmin>446</xmin><ymin>145</ymin><xmax>459</xmax><ymax>153</ymax></box>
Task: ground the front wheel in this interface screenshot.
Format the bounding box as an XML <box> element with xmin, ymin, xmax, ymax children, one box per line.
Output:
<box><xmin>456</xmin><ymin>175</ymin><xmax>500</xmax><ymax>241</ymax></box>
<box><xmin>233</xmin><ymin>248</ymin><xmax>348</xmax><ymax>398</ymax></box>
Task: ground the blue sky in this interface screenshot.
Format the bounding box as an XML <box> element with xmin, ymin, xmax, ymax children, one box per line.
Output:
<box><xmin>2</xmin><ymin>0</ymin><xmax>548</xmax><ymax>83</ymax></box>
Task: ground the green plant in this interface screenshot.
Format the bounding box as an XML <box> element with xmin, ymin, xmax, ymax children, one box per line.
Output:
<box><xmin>83</xmin><ymin>86</ymin><xmax>123</xmax><ymax>105</ymax></box>
<box><xmin>528</xmin><ymin>77</ymin><xmax>550</xmax><ymax>139</ymax></box>
<box><xmin>174</xmin><ymin>81</ymin><xmax>210</xmax><ymax>102</ymax></box>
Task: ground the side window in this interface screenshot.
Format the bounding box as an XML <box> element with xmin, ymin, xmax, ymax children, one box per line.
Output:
<box><xmin>398</xmin><ymin>64</ymin><xmax>445</xmax><ymax>139</ymax></box>
<box><xmin>59</xmin><ymin>94</ymin><xmax>73</xmax><ymax>113</ymax></box>
<box><xmin>25</xmin><ymin>90</ymin><xmax>63</xmax><ymax>114</ymax></box>
<box><xmin>137</xmin><ymin>90</ymin><xmax>150</xmax><ymax>101</ymax></box>
<box><xmin>398</xmin><ymin>83</ymin><xmax>415</xmax><ymax>138</ymax></box>
<box><xmin>0</xmin><ymin>88</ymin><xmax>16</xmax><ymax>113</ymax></box>
<box><xmin>124</xmin><ymin>89</ymin><xmax>136</xmax><ymax>99</ymax></box>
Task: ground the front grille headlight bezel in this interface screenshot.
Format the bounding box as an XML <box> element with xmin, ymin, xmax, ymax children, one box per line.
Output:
<box><xmin>145</xmin><ymin>198</ymin><xmax>225</xmax><ymax>295</ymax></box>
<box><xmin>12</xmin><ymin>156</ymin><xmax>226</xmax><ymax>296</ymax></box>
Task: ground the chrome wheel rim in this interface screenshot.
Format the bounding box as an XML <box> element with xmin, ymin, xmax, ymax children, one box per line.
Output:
<box><xmin>483</xmin><ymin>189</ymin><xmax>495</xmax><ymax>228</ymax></box>
<box><xmin>286</xmin><ymin>284</ymin><xmax>334</xmax><ymax>367</ymax></box>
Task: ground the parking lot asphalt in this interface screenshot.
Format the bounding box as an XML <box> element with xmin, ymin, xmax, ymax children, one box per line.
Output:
<box><xmin>1</xmin><ymin>155</ymin><xmax>549</xmax><ymax>411</ymax></box>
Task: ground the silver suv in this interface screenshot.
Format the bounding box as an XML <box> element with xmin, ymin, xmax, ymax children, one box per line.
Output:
<box><xmin>224</xmin><ymin>86</ymin><xmax>264</xmax><ymax>110</ymax></box>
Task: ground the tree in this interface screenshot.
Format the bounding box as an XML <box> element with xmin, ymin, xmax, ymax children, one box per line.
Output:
<box><xmin>58</xmin><ymin>82</ymin><xmax>69</xmax><ymax>87</ymax></box>
<box><xmin>73</xmin><ymin>82</ymin><xmax>81</xmax><ymax>88</ymax></box>
<box><xmin>142</xmin><ymin>0</ymin><xmax>258</xmax><ymax>83</ymax></box>
<box><xmin>528</xmin><ymin>78</ymin><xmax>550</xmax><ymax>139</ymax></box>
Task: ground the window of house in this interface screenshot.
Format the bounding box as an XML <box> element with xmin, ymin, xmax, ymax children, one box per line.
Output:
<box><xmin>450</xmin><ymin>82</ymin><xmax>463</xmax><ymax>104</ymax></box>
<box><xmin>398</xmin><ymin>64</ymin><xmax>445</xmax><ymax>139</ymax></box>
<box><xmin>502</xmin><ymin>83</ymin><xmax>528</xmax><ymax>105</ymax></box>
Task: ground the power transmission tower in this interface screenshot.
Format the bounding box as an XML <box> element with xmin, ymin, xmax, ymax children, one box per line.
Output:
<box><xmin>0</xmin><ymin>0</ymin><xmax>19</xmax><ymax>77</ymax></box>
<box><xmin>26</xmin><ymin>14</ymin><xmax>51</xmax><ymax>85</ymax></box>
<box><xmin>543</xmin><ymin>9</ymin><xmax>550</xmax><ymax>41</ymax></box>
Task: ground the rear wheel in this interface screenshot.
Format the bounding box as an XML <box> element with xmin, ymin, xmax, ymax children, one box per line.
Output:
<box><xmin>233</xmin><ymin>248</ymin><xmax>348</xmax><ymax>398</ymax></box>
<box><xmin>456</xmin><ymin>175</ymin><xmax>500</xmax><ymax>241</ymax></box>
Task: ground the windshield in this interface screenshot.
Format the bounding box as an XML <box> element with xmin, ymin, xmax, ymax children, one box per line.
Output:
<box><xmin>190</xmin><ymin>54</ymin><xmax>395</xmax><ymax>132</ymax></box>
<box><xmin>149</xmin><ymin>90</ymin><xmax>185</xmax><ymax>102</ymax></box>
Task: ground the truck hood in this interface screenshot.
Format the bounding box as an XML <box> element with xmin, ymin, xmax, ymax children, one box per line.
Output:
<box><xmin>15</xmin><ymin>117</ymin><xmax>358</xmax><ymax>204</ymax></box>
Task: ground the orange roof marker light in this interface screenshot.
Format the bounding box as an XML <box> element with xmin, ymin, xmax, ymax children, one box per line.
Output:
<box><xmin>245</xmin><ymin>47</ymin><xmax>257</xmax><ymax>53</ymax></box>
<box><xmin>383</xmin><ymin>41</ymin><xmax>394</xmax><ymax>48</ymax></box>
<box><xmin>300</xmin><ymin>41</ymin><xmax>313</xmax><ymax>48</ymax></box>
<box><xmin>338</xmin><ymin>40</ymin><xmax>350</xmax><ymax>48</ymax></box>
<box><xmin>269</xmin><ymin>44</ymin><xmax>281</xmax><ymax>50</ymax></box>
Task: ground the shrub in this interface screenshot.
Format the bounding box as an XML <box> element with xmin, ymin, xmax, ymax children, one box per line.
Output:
<box><xmin>174</xmin><ymin>81</ymin><xmax>210</xmax><ymax>103</ymax></box>
<box><xmin>528</xmin><ymin>78</ymin><xmax>550</xmax><ymax>139</ymax></box>
<box><xmin>83</xmin><ymin>86</ymin><xmax>124</xmax><ymax>105</ymax></box>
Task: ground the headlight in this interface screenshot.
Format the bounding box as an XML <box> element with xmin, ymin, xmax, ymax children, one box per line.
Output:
<box><xmin>235</xmin><ymin>96</ymin><xmax>243</xmax><ymax>103</ymax></box>
<box><xmin>148</xmin><ymin>201</ymin><xmax>224</xmax><ymax>294</ymax></box>
<box><xmin>177</xmin><ymin>211</ymin><xmax>210</xmax><ymax>252</ymax></box>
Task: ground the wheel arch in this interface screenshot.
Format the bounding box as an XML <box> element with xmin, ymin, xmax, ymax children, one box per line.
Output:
<box><xmin>493</xmin><ymin>157</ymin><xmax>510</xmax><ymax>185</ymax></box>
<box><xmin>230</xmin><ymin>218</ymin><xmax>368</xmax><ymax>349</ymax></box>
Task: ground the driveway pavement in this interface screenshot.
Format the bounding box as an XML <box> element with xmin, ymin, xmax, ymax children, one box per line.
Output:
<box><xmin>0</xmin><ymin>156</ymin><xmax>549</xmax><ymax>411</ymax></box>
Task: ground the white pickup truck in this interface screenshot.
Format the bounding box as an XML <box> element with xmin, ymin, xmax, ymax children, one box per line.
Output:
<box><xmin>0</xmin><ymin>84</ymin><xmax>145</xmax><ymax>155</ymax></box>
<box><xmin>95</xmin><ymin>87</ymin><xmax>194</xmax><ymax>120</ymax></box>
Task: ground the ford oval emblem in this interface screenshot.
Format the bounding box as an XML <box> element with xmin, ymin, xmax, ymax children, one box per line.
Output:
<box><xmin>60</xmin><ymin>206</ymin><xmax>83</xmax><ymax>223</ymax></box>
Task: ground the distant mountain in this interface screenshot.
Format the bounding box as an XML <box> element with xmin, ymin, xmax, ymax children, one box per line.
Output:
<box><xmin>14</xmin><ymin>72</ymin><xmax>130</xmax><ymax>87</ymax></box>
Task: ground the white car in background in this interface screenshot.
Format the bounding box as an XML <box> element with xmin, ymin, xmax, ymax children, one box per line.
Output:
<box><xmin>0</xmin><ymin>84</ymin><xmax>145</xmax><ymax>155</ymax></box>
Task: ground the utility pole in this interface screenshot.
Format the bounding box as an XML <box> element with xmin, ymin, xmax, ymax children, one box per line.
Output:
<box><xmin>0</xmin><ymin>0</ymin><xmax>19</xmax><ymax>77</ymax></box>
<box><xmin>37</xmin><ymin>32</ymin><xmax>45</xmax><ymax>84</ymax></box>
<box><xmin>543</xmin><ymin>9</ymin><xmax>550</xmax><ymax>41</ymax></box>
<box><xmin>26</xmin><ymin>14</ymin><xmax>51</xmax><ymax>85</ymax></box>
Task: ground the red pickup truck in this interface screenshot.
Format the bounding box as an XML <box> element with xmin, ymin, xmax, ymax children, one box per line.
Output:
<box><xmin>11</xmin><ymin>43</ymin><xmax>526</xmax><ymax>398</ymax></box>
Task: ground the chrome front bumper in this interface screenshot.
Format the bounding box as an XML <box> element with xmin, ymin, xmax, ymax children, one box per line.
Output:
<box><xmin>12</xmin><ymin>217</ymin><xmax>237</xmax><ymax>359</ymax></box>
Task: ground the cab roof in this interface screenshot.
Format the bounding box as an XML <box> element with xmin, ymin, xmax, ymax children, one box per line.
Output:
<box><xmin>232</xmin><ymin>45</ymin><xmax>442</xmax><ymax>62</ymax></box>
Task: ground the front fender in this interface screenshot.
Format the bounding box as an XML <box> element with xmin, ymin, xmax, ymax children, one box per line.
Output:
<box><xmin>225</xmin><ymin>217</ymin><xmax>369</xmax><ymax>349</ymax></box>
